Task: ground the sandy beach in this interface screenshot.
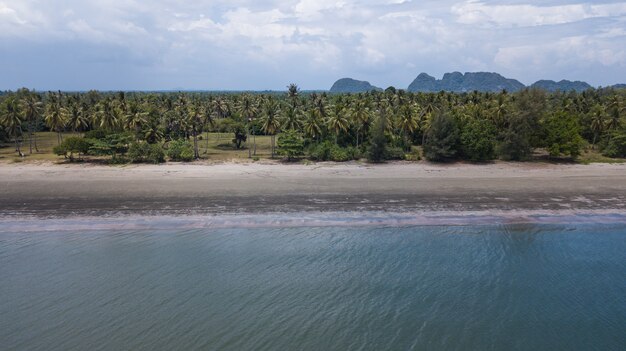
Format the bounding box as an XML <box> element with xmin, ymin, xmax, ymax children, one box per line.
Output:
<box><xmin>1</xmin><ymin>161</ymin><xmax>625</xmax><ymax>218</ymax></box>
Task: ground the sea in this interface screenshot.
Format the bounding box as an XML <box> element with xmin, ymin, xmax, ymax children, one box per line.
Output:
<box><xmin>1</xmin><ymin>214</ymin><xmax>625</xmax><ymax>350</ymax></box>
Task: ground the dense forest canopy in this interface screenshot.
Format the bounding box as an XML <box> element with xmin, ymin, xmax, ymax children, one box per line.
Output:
<box><xmin>1</xmin><ymin>85</ymin><xmax>625</xmax><ymax>163</ymax></box>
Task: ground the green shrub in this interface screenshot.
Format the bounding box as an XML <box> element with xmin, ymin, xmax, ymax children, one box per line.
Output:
<box><xmin>367</xmin><ymin>115</ymin><xmax>388</xmax><ymax>162</ymax></box>
<box><xmin>345</xmin><ymin>146</ymin><xmax>361</xmax><ymax>161</ymax></box>
<box><xmin>128</xmin><ymin>142</ymin><xmax>165</xmax><ymax>164</ymax></box>
<box><xmin>53</xmin><ymin>137</ymin><xmax>92</xmax><ymax>161</ymax></box>
<box><xmin>423</xmin><ymin>111</ymin><xmax>460</xmax><ymax>162</ymax></box>
<box><xmin>603</xmin><ymin>132</ymin><xmax>626</xmax><ymax>158</ymax></box>
<box><xmin>460</xmin><ymin>118</ymin><xmax>497</xmax><ymax>162</ymax></box>
<box><xmin>543</xmin><ymin>111</ymin><xmax>584</xmax><ymax>159</ymax></box>
<box><xmin>167</xmin><ymin>139</ymin><xmax>194</xmax><ymax>162</ymax></box>
<box><xmin>308</xmin><ymin>141</ymin><xmax>360</xmax><ymax>162</ymax></box>
<box><xmin>84</xmin><ymin>129</ymin><xmax>109</xmax><ymax>140</ymax></box>
<box><xmin>277</xmin><ymin>130</ymin><xmax>304</xmax><ymax>161</ymax></box>
<box><xmin>386</xmin><ymin>146</ymin><xmax>405</xmax><ymax>160</ymax></box>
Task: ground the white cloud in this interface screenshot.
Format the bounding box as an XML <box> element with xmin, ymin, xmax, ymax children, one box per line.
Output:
<box><xmin>1</xmin><ymin>0</ymin><xmax>626</xmax><ymax>89</ymax></box>
<box><xmin>452</xmin><ymin>1</ymin><xmax>626</xmax><ymax>28</ymax></box>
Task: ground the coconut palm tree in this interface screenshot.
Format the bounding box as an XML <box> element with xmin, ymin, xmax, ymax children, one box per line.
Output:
<box><xmin>2</xmin><ymin>96</ymin><xmax>25</xmax><ymax>155</ymax></box>
<box><xmin>349</xmin><ymin>100</ymin><xmax>371</xmax><ymax>148</ymax></box>
<box><xmin>202</xmin><ymin>101</ymin><xmax>216</xmax><ymax>153</ymax></box>
<box><xmin>238</xmin><ymin>94</ymin><xmax>258</xmax><ymax>157</ymax></box>
<box><xmin>260</xmin><ymin>97</ymin><xmax>281</xmax><ymax>158</ymax></box>
<box><xmin>589</xmin><ymin>104</ymin><xmax>606</xmax><ymax>148</ymax></box>
<box><xmin>95</xmin><ymin>98</ymin><xmax>119</xmax><ymax>131</ymax></box>
<box><xmin>303</xmin><ymin>109</ymin><xmax>323</xmax><ymax>142</ymax></box>
<box><xmin>21</xmin><ymin>93</ymin><xmax>42</xmax><ymax>154</ymax></box>
<box><xmin>125</xmin><ymin>101</ymin><xmax>148</xmax><ymax>140</ymax></box>
<box><xmin>44</xmin><ymin>93</ymin><xmax>67</xmax><ymax>145</ymax></box>
<box><xmin>287</xmin><ymin>83</ymin><xmax>299</xmax><ymax>109</ymax></box>
<box><xmin>282</xmin><ymin>104</ymin><xmax>302</xmax><ymax>131</ymax></box>
<box><xmin>66</xmin><ymin>96</ymin><xmax>89</xmax><ymax>134</ymax></box>
<box><xmin>398</xmin><ymin>104</ymin><xmax>419</xmax><ymax>151</ymax></box>
<box><xmin>327</xmin><ymin>103</ymin><xmax>349</xmax><ymax>144</ymax></box>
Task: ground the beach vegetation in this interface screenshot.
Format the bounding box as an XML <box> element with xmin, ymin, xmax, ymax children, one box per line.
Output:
<box><xmin>166</xmin><ymin>139</ymin><xmax>194</xmax><ymax>162</ymax></box>
<box><xmin>52</xmin><ymin>136</ymin><xmax>91</xmax><ymax>161</ymax></box>
<box><xmin>128</xmin><ymin>142</ymin><xmax>165</xmax><ymax>164</ymax></box>
<box><xmin>1</xmin><ymin>86</ymin><xmax>626</xmax><ymax>164</ymax></box>
<box><xmin>423</xmin><ymin>110</ymin><xmax>460</xmax><ymax>162</ymax></box>
<box><xmin>277</xmin><ymin>129</ymin><xmax>304</xmax><ymax>161</ymax></box>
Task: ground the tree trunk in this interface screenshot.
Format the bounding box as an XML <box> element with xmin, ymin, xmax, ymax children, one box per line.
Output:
<box><xmin>34</xmin><ymin>132</ymin><xmax>39</xmax><ymax>152</ymax></box>
<box><xmin>271</xmin><ymin>135</ymin><xmax>275</xmax><ymax>158</ymax></box>
<box><xmin>205</xmin><ymin>131</ymin><xmax>210</xmax><ymax>154</ymax></box>
<box><xmin>28</xmin><ymin>131</ymin><xmax>33</xmax><ymax>154</ymax></box>
<box><xmin>253</xmin><ymin>134</ymin><xmax>257</xmax><ymax>156</ymax></box>
<box><xmin>193</xmin><ymin>132</ymin><xmax>199</xmax><ymax>159</ymax></box>
<box><xmin>247</xmin><ymin>127</ymin><xmax>251</xmax><ymax>158</ymax></box>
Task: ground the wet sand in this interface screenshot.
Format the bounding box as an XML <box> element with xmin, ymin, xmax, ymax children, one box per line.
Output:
<box><xmin>1</xmin><ymin>162</ymin><xmax>625</xmax><ymax>218</ymax></box>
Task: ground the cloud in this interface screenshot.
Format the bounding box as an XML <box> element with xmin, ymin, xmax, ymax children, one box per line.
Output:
<box><xmin>1</xmin><ymin>0</ymin><xmax>625</xmax><ymax>90</ymax></box>
<box><xmin>452</xmin><ymin>1</ymin><xmax>626</xmax><ymax>28</ymax></box>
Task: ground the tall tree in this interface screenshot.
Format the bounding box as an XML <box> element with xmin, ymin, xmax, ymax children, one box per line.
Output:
<box><xmin>21</xmin><ymin>92</ymin><xmax>43</xmax><ymax>154</ymax></box>
<box><xmin>2</xmin><ymin>96</ymin><xmax>25</xmax><ymax>155</ymax></box>
<box><xmin>260</xmin><ymin>97</ymin><xmax>281</xmax><ymax>158</ymax></box>
<box><xmin>327</xmin><ymin>103</ymin><xmax>349</xmax><ymax>144</ymax></box>
<box><xmin>44</xmin><ymin>93</ymin><xmax>67</xmax><ymax>145</ymax></box>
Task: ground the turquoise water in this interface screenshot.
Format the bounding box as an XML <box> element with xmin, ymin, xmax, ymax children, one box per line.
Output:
<box><xmin>1</xmin><ymin>222</ymin><xmax>625</xmax><ymax>350</ymax></box>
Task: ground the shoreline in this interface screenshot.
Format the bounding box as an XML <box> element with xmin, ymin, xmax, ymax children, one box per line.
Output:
<box><xmin>1</xmin><ymin>162</ymin><xmax>625</xmax><ymax>219</ymax></box>
<box><xmin>3</xmin><ymin>210</ymin><xmax>626</xmax><ymax>232</ymax></box>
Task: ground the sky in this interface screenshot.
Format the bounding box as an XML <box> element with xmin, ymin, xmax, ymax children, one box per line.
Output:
<box><xmin>1</xmin><ymin>0</ymin><xmax>625</xmax><ymax>91</ymax></box>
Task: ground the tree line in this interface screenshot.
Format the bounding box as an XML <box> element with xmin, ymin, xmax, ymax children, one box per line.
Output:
<box><xmin>1</xmin><ymin>84</ymin><xmax>625</xmax><ymax>163</ymax></box>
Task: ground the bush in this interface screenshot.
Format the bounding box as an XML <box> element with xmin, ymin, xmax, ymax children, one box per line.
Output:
<box><xmin>53</xmin><ymin>136</ymin><xmax>92</xmax><ymax>161</ymax></box>
<box><xmin>128</xmin><ymin>142</ymin><xmax>165</xmax><ymax>164</ymax></box>
<box><xmin>540</xmin><ymin>111</ymin><xmax>584</xmax><ymax>159</ymax></box>
<box><xmin>277</xmin><ymin>130</ymin><xmax>304</xmax><ymax>161</ymax></box>
<box><xmin>367</xmin><ymin>115</ymin><xmax>388</xmax><ymax>162</ymax></box>
<box><xmin>167</xmin><ymin>139</ymin><xmax>194</xmax><ymax>162</ymax></box>
<box><xmin>460</xmin><ymin>118</ymin><xmax>497</xmax><ymax>162</ymax></box>
<box><xmin>386</xmin><ymin>146</ymin><xmax>405</xmax><ymax>160</ymax></box>
<box><xmin>308</xmin><ymin>141</ymin><xmax>358</xmax><ymax>162</ymax></box>
<box><xmin>602</xmin><ymin>132</ymin><xmax>626</xmax><ymax>158</ymax></box>
<box><xmin>404</xmin><ymin>149</ymin><xmax>421</xmax><ymax>161</ymax></box>
<box><xmin>84</xmin><ymin>129</ymin><xmax>109</xmax><ymax>140</ymax></box>
<box><xmin>423</xmin><ymin>111</ymin><xmax>460</xmax><ymax>162</ymax></box>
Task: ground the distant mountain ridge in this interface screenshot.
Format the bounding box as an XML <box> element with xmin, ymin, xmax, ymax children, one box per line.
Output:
<box><xmin>331</xmin><ymin>72</ymin><xmax>623</xmax><ymax>93</ymax></box>
<box><xmin>329</xmin><ymin>78</ymin><xmax>382</xmax><ymax>93</ymax></box>
<box><xmin>408</xmin><ymin>72</ymin><xmax>525</xmax><ymax>93</ymax></box>
<box><xmin>530</xmin><ymin>80</ymin><xmax>591</xmax><ymax>92</ymax></box>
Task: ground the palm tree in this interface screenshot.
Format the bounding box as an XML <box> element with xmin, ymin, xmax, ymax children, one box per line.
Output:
<box><xmin>589</xmin><ymin>104</ymin><xmax>606</xmax><ymax>149</ymax></box>
<box><xmin>282</xmin><ymin>104</ymin><xmax>302</xmax><ymax>131</ymax></box>
<box><xmin>238</xmin><ymin>94</ymin><xmax>258</xmax><ymax>157</ymax></box>
<box><xmin>202</xmin><ymin>101</ymin><xmax>215</xmax><ymax>153</ymax></box>
<box><xmin>186</xmin><ymin>99</ymin><xmax>203</xmax><ymax>159</ymax></box>
<box><xmin>398</xmin><ymin>104</ymin><xmax>418</xmax><ymax>151</ymax></box>
<box><xmin>303</xmin><ymin>109</ymin><xmax>323</xmax><ymax>142</ymax></box>
<box><xmin>21</xmin><ymin>93</ymin><xmax>42</xmax><ymax>154</ymax></box>
<box><xmin>125</xmin><ymin>101</ymin><xmax>148</xmax><ymax>140</ymax></box>
<box><xmin>66</xmin><ymin>96</ymin><xmax>89</xmax><ymax>134</ymax></box>
<box><xmin>606</xmin><ymin>96</ymin><xmax>622</xmax><ymax>133</ymax></box>
<box><xmin>44</xmin><ymin>93</ymin><xmax>67</xmax><ymax>145</ymax></box>
<box><xmin>349</xmin><ymin>100</ymin><xmax>371</xmax><ymax>148</ymax></box>
<box><xmin>287</xmin><ymin>83</ymin><xmax>299</xmax><ymax>109</ymax></box>
<box><xmin>260</xmin><ymin>97</ymin><xmax>281</xmax><ymax>158</ymax></box>
<box><xmin>2</xmin><ymin>96</ymin><xmax>25</xmax><ymax>155</ymax></box>
<box><xmin>95</xmin><ymin>98</ymin><xmax>119</xmax><ymax>131</ymax></box>
<box><xmin>327</xmin><ymin>103</ymin><xmax>349</xmax><ymax>144</ymax></box>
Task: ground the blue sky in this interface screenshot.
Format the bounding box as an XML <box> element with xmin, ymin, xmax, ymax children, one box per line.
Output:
<box><xmin>1</xmin><ymin>0</ymin><xmax>625</xmax><ymax>90</ymax></box>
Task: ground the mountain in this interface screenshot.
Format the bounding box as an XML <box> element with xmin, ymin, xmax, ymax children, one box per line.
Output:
<box><xmin>530</xmin><ymin>80</ymin><xmax>591</xmax><ymax>92</ymax></box>
<box><xmin>407</xmin><ymin>72</ymin><xmax>525</xmax><ymax>93</ymax></box>
<box><xmin>611</xmin><ymin>84</ymin><xmax>626</xmax><ymax>90</ymax></box>
<box><xmin>329</xmin><ymin>78</ymin><xmax>382</xmax><ymax>93</ymax></box>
